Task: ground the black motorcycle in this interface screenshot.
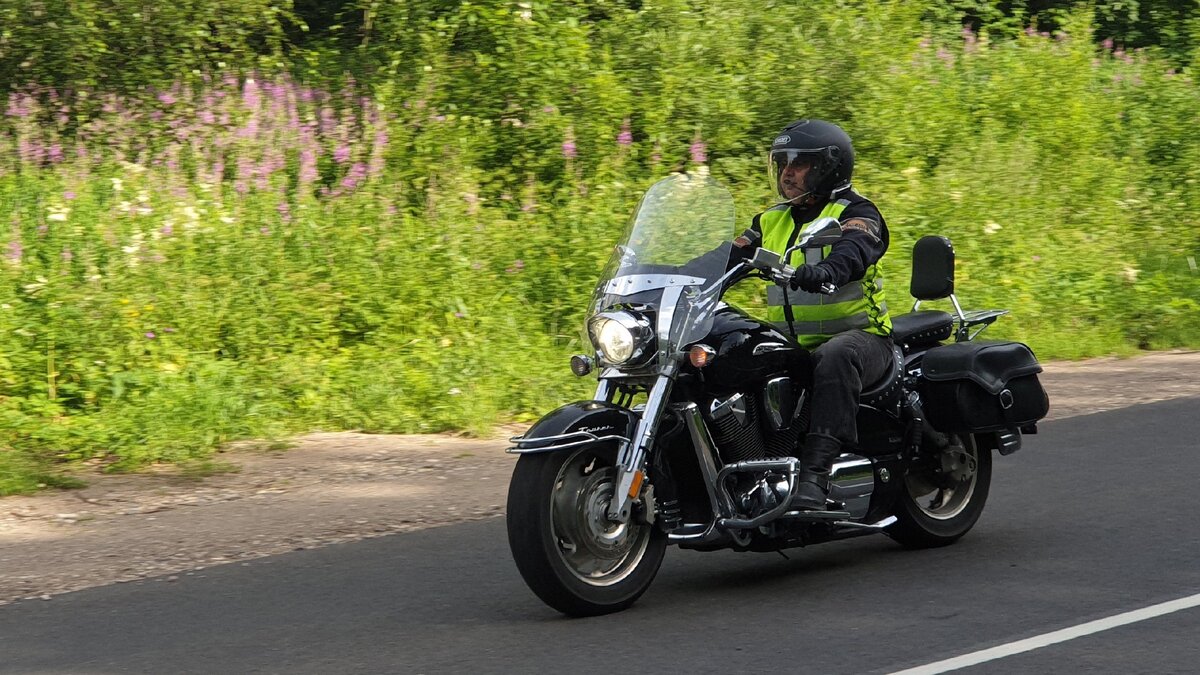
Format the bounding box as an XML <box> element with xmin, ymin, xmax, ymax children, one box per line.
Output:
<box><xmin>505</xmin><ymin>173</ymin><xmax>1049</xmax><ymax>616</ymax></box>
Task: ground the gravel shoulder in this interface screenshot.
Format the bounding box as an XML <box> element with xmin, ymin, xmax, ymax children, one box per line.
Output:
<box><xmin>2</xmin><ymin>350</ymin><xmax>1198</xmax><ymax>604</ymax></box>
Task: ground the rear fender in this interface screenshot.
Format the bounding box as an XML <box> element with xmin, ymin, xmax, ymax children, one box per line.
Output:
<box><xmin>507</xmin><ymin>401</ymin><xmax>639</xmax><ymax>455</ymax></box>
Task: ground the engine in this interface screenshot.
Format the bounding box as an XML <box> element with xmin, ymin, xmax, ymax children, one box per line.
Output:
<box><xmin>704</xmin><ymin>378</ymin><xmax>810</xmax><ymax>464</ymax></box>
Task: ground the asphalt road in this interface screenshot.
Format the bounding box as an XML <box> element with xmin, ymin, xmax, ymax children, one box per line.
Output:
<box><xmin>3</xmin><ymin>397</ymin><xmax>1200</xmax><ymax>674</ymax></box>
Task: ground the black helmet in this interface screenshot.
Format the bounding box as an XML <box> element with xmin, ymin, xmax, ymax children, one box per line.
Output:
<box><xmin>768</xmin><ymin>119</ymin><xmax>855</xmax><ymax>204</ymax></box>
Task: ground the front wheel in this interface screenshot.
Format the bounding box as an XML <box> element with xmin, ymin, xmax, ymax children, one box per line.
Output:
<box><xmin>887</xmin><ymin>433</ymin><xmax>992</xmax><ymax>549</ymax></box>
<box><xmin>506</xmin><ymin>444</ymin><xmax>667</xmax><ymax>616</ymax></box>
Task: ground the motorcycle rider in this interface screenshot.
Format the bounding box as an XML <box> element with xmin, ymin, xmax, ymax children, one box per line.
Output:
<box><xmin>735</xmin><ymin>119</ymin><xmax>894</xmax><ymax>510</ymax></box>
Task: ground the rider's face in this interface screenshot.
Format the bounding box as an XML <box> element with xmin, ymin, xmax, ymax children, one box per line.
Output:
<box><xmin>779</xmin><ymin>160</ymin><xmax>812</xmax><ymax>200</ymax></box>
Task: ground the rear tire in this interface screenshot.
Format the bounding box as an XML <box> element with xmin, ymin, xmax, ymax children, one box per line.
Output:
<box><xmin>506</xmin><ymin>444</ymin><xmax>667</xmax><ymax>616</ymax></box>
<box><xmin>887</xmin><ymin>433</ymin><xmax>992</xmax><ymax>549</ymax></box>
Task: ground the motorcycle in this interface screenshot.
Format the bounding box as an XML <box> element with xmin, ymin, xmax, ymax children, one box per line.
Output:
<box><xmin>505</xmin><ymin>173</ymin><xmax>1049</xmax><ymax>616</ymax></box>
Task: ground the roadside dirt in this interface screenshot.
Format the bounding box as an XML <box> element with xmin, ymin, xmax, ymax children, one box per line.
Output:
<box><xmin>2</xmin><ymin>350</ymin><xmax>1198</xmax><ymax>605</ymax></box>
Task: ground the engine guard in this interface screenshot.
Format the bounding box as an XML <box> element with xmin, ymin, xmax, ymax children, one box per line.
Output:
<box><xmin>506</xmin><ymin>400</ymin><xmax>638</xmax><ymax>454</ymax></box>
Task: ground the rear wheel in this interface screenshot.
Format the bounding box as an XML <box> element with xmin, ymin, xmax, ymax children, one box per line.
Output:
<box><xmin>506</xmin><ymin>444</ymin><xmax>667</xmax><ymax>616</ymax></box>
<box><xmin>888</xmin><ymin>433</ymin><xmax>992</xmax><ymax>548</ymax></box>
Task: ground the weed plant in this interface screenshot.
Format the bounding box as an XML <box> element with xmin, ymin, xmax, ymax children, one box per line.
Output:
<box><xmin>0</xmin><ymin>1</ymin><xmax>1197</xmax><ymax>491</ymax></box>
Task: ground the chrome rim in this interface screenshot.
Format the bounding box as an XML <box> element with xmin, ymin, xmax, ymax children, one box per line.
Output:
<box><xmin>905</xmin><ymin>436</ymin><xmax>979</xmax><ymax>521</ymax></box>
<box><xmin>549</xmin><ymin>447</ymin><xmax>652</xmax><ymax>587</ymax></box>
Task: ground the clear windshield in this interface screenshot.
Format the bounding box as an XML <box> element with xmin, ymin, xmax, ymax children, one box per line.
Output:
<box><xmin>588</xmin><ymin>172</ymin><xmax>739</xmax><ymax>362</ymax></box>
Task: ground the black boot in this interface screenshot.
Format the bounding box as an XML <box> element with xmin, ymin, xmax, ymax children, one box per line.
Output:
<box><xmin>792</xmin><ymin>434</ymin><xmax>843</xmax><ymax>511</ymax></box>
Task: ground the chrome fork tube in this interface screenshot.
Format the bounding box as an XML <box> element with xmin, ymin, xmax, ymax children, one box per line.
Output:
<box><xmin>594</xmin><ymin>379</ymin><xmax>613</xmax><ymax>403</ymax></box>
<box><xmin>607</xmin><ymin>370</ymin><xmax>674</xmax><ymax>522</ymax></box>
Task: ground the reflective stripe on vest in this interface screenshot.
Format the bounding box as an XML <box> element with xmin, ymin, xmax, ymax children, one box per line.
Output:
<box><xmin>759</xmin><ymin>201</ymin><xmax>892</xmax><ymax>349</ymax></box>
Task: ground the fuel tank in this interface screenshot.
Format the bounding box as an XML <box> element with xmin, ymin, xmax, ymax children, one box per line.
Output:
<box><xmin>693</xmin><ymin>305</ymin><xmax>810</xmax><ymax>394</ymax></box>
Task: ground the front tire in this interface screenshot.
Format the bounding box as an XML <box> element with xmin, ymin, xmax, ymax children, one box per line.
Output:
<box><xmin>506</xmin><ymin>444</ymin><xmax>667</xmax><ymax>616</ymax></box>
<box><xmin>888</xmin><ymin>433</ymin><xmax>992</xmax><ymax>549</ymax></box>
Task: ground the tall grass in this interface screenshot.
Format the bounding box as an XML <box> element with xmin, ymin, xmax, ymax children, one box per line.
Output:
<box><xmin>0</xmin><ymin>1</ymin><xmax>1197</xmax><ymax>492</ymax></box>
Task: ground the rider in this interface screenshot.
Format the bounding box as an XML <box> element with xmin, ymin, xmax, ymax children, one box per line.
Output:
<box><xmin>735</xmin><ymin>119</ymin><xmax>894</xmax><ymax>510</ymax></box>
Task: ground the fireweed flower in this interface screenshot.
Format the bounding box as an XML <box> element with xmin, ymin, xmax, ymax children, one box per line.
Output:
<box><xmin>562</xmin><ymin>128</ymin><xmax>577</xmax><ymax>159</ymax></box>
<box><xmin>690</xmin><ymin>138</ymin><xmax>707</xmax><ymax>164</ymax></box>
<box><xmin>341</xmin><ymin>162</ymin><xmax>368</xmax><ymax>191</ymax></box>
<box><xmin>617</xmin><ymin>119</ymin><xmax>633</xmax><ymax>147</ymax></box>
<box><xmin>7</xmin><ymin>240</ymin><xmax>23</xmax><ymax>264</ymax></box>
<box><xmin>145</xmin><ymin>332</ymin><xmax>156</xmax><ymax>339</ymax></box>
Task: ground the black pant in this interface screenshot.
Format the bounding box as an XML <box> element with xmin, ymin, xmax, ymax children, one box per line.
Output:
<box><xmin>804</xmin><ymin>330</ymin><xmax>895</xmax><ymax>469</ymax></box>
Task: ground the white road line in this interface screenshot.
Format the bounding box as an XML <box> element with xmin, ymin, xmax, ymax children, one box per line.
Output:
<box><xmin>890</xmin><ymin>592</ymin><xmax>1200</xmax><ymax>675</ymax></box>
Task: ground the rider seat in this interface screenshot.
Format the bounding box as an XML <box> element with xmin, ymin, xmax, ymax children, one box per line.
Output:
<box><xmin>890</xmin><ymin>236</ymin><xmax>957</xmax><ymax>354</ymax></box>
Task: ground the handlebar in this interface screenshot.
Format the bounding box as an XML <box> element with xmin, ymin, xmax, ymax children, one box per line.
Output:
<box><xmin>747</xmin><ymin>248</ymin><xmax>837</xmax><ymax>295</ymax></box>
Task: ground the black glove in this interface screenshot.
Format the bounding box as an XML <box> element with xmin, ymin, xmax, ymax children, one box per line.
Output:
<box><xmin>789</xmin><ymin>263</ymin><xmax>833</xmax><ymax>293</ymax></box>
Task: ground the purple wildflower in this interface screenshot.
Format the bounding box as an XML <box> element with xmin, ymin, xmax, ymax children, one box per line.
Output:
<box><xmin>63</xmin><ymin>191</ymin><xmax>76</xmax><ymax>201</ymax></box>
<box><xmin>617</xmin><ymin>119</ymin><xmax>633</xmax><ymax>147</ymax></box>
<box><xmin>158</xmin><ymin>92</ymin><xmax>176</xmax><ymax>106</ymax></box>
<box><xmin>145</xmin><ymin>332</ymin><xmax>156</xmax><ymax>339</ymax></box>
<box><xmin>689</xmin><ymin>138</ymin><xmax>707</xmax><ymax>164</ymax></box>
<box><xmin>341</xmin><ymin>162</ymin><xmax>368</xmax><ymax>191</ymax></box>
<box><xmin>277</xmin><ymin>201</ymin><xmax>292</xmax><ymax>222</ymax></box>
<box><xmin>260</xmin><ymin>226</ymin><xmax>271</xmax><ymax>236</ymax></box>
<box><xmin>161</xmin><ymin>224</ymin><xmax>174</xmax><ymax>236</ymax></box>
<box><xmin>562</xmin><ymin>128</ymin><xmax>577</xmax><ymax>159</ymax></box>
<box><xmin>299</xmin><ymin>148</ymin><xmax>318</xmax><ymax>186</ymax></box>
<box><xmin>7</xmin><ymin>240</ymin><xmax>22</xmax><ymax>264</ymax></box>
<box><xmin>243</xmin><ymin>79</ymin><xmax>261</xmax><ymax>110</ymax></box>
<box><xmin>333</xmin><ymin>144</ymin><xmax>351</xmax><ymax>164</ymax></box>
<box><xmin>1102</xmin><ymin>38</ymin><xmax>1114</xmax><ymax>51</ymax></box>
<box><xmin>61</xmin><ymin>247</ymin><xmax>73</xmax><ymax>262</ymax></box>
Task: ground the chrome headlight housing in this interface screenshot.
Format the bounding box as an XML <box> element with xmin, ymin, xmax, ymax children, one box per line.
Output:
<box><xmin>587</xmin><ymin>311</ymin><xmax>655</xmax><ymax>366</ymax></box>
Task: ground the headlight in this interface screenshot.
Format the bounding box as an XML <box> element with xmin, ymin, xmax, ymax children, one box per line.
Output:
<box><xmin>588</xmin><ymin>311</ymin><xmax>655</xmax><ymax>366</ymax></box>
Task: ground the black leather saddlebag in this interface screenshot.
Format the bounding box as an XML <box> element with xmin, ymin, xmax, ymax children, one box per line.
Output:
<box><xmin>919</xmin><ymin>340</ymin><xmax>1049</xmax><ymax>433</ymax></box>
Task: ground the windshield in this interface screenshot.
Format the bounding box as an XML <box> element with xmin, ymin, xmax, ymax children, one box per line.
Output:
<box><xmin>588</xmin><ymin>172</ymin><xmax>739</xmax><ymax>362</ymax></box>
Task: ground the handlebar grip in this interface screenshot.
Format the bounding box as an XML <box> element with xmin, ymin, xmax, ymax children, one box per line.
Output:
<box><xmin>819</xmin><ymin>282</ymin><xmax>837</xmax><ymax>295</ymax></box>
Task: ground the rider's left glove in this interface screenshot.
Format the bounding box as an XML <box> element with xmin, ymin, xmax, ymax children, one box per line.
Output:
<box><xmin>789</xmin><ymin>263</ymin><xmax>833</xmax><ymax>293</ymax></box>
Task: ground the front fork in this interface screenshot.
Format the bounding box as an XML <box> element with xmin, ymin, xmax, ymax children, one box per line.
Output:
<box><xmin>604</xmin><ymin>367</ymin><xmax>676</xmax><ymax>523</ymax></box>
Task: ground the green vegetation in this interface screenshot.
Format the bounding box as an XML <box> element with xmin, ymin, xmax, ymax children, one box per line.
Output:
<box><xmin>0</xmin><ymin>0</ymin><xmax>1197</xmax><ymax>492</ymax></box>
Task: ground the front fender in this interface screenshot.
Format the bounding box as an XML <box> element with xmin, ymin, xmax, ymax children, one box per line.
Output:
<box><xmin>507</xmin><ymin>400</ymin><xmax>639</xmax><ymax>454</ymax></box>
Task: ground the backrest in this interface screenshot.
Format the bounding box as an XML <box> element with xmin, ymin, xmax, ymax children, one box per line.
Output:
<box><xmin>910</xmin><ymin>235</ymin><xmax>955</xmax><ymax>300</ymax></box>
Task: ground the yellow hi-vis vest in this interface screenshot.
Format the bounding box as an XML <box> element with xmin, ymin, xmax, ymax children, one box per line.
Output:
<box><xmin>760</xmin><ymin>200</ymin><xmax>892</xmax><ymax>349</ymax></box>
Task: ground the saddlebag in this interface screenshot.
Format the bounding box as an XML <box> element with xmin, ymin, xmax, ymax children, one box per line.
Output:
<box><xmin>919</xmin><ymin>340</ymin><xmax>1049</xmax><ymax>433</ymax></box>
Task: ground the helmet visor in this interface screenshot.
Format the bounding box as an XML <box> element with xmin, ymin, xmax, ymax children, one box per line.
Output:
<box><xmin>768</xmin><ymin>149</ymin><xmax>826</xmax><ymax>204</ymax></box>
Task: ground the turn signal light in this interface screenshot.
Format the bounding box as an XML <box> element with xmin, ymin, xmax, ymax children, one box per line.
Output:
<box><xmin>569</xmin><ymin>354</ymin><xmax>594</xmax><ymax>376</ymax></box>
<box><xmin>688</xmin><ymin>344</ymin><xmax>716</xmax><ymax>368</ymax></box>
